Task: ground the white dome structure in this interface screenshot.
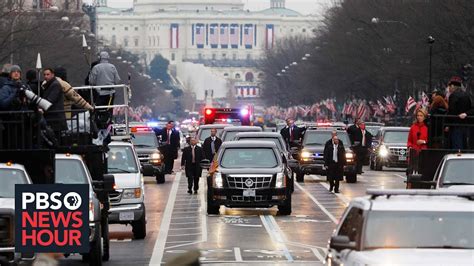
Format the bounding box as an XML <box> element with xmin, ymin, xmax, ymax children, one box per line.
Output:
<box><xmin>134</xmin><ymin>0</ymin><xmax>245</xmax><ymax>13</ymax></box>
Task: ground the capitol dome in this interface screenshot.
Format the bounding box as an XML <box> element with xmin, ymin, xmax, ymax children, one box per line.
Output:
<box><xmin>134</xmin><ymin>0</ymin><xmax>245</xmax><ymax>13</ymax></box>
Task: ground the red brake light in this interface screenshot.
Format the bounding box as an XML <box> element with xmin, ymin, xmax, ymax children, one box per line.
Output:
<box><xmin>205</xmin><ymin>109</ymin><xmax>213</xmax><ymax>116</ymax></box>
<box><xmin>131</xmin><ymin>126</ymin><xmax>152</xmax><ymax>132</ymax></box>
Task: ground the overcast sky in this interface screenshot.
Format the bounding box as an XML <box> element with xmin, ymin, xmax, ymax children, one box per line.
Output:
<box><xmin>104</xmin><ymin>0</ymin><xmax>332</xmax><ymax>15</ymax></box>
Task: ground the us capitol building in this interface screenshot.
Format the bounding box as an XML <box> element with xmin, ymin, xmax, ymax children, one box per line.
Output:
<box><xmin>97</xmin><ymin>0</ymin><xmax>318</xmax><ymax>100</ymax></box>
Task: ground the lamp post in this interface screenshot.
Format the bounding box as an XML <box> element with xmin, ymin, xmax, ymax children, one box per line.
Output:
<box><xmin>427</xmin><ymin>36</ymin><xmax>435</xmax><ymax>91</ymax></box>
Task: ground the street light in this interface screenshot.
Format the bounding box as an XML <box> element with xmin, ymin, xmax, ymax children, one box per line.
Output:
<box><xmin>371</xmin><ymin>17</ymin><xmax>409</xmax><ymax>28</ymax></box>
<box><xmin>291</xmin><ymin>62</ymin><xmax>297</xmax><ymax>66</ymax></box>
<box><xmin>427</xmin><ymin>35</ymin><xmax>435</xmax><ymax>91</ymax></box>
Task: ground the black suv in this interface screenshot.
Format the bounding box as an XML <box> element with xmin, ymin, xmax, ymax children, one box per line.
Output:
<box><xmin>296</xmin><ymin>129</ymin><xmax>357</xmax><ymax>183</ymax></box>
<box><xmin>206</xmin><ymin>141</ymin><xmax>295</xmax><ymax>215</ymax></box>
<box><xmin>131</xmin><ymin>130</ymin><xmax>166</xmax><ymax>183</ymax></box>
<box><xmin>369</xmin><ymin>127</ymin><xmax>410</xmax><ymax>171</ymax></box>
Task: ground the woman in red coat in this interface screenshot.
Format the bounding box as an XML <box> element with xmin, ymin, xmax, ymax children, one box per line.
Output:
<box><xmin>407</xmin><ymin>108</ymin><xmax>429</xmax><ymax>174</ymax></box>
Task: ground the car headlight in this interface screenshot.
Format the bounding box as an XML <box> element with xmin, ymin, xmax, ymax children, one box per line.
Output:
<box><xmin>379</xmin><ymin>145</ymin><xmax>389</xmax><ymax>157</ymax></box>
<box><xmin>151</xmin><ymin>152</ymin><xmax>161</xmax><ymax>159</ymax></box>
<box><xmin>214</xmin><ymin>172</ymin><xmax>223</xmax><ymax>188</ymax></box>
<box><xmin>123</xmin><ymin>188</ymin><xmax>142</xmax><ymax>199</ymax></box>
<box><xmin>301</xmin><ymin>151</ymin><xmax>311</xmax><ymax>158</ymax></box>
<box><xmin>346</xmin><ymin>151</ymin><xmax>354</xmax><ymax>159</ymax></box>
<box><xmin>276</xmin><ymin>173</ymin><xmax>285</xmax><ymax>188</ymax></box>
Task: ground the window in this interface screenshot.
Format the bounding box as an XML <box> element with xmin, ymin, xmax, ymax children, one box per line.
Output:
<box><xmin>153</xmin><ymin>37</ymin><xmax>156</xmax><ymax>47</ymax></box>
<box><xmin>221</xmin><ymin>148</ymin><xmax>278</xmax><ymax>168</ymax></box>
<box><xmin>246</xmin><ymin>54</ymin><xmax>252</xmax><ymax>60</ymax></box>
<box><xmin>245</xmin><ymin>72</ymin><xmax>254</xmax><ymax>82</ymax></box>
<box><xmin>134</xmin><ymin>38</ymin><xmax>139</xmax><ymax>47</ymax></box>
<box><xmin>224</xmin><ymin>73</ymin><xmax>229</xmax><ymax>77</ymax></box>
<box><xmin>148</xmin><ymin>37</ymin><xmax>151</xmax><ymax>46</ymax></box>
<box><xmin>233</xmin><ymin>54</ymin><xmax>237</xmax><ymax>60</ymax></box>
<box><xmin>302</xmin><ymin>28</ymin><xmax>306</xmax><ymax>33</ymax></box>
<box><xmin>222</xmin><ymin>53</ymin><xmax>227</xmax><ymax>59</ymax></box>
<box><xmin>198</xmin><ymin>53</ymin><xmax>203</xmax><ymax>60</ymax></box>
<box><xmin>257</xmin><ymin>73</ymin><xmax>264</xmax><ymax>80</ymax></box>
<box><xmin>112</xmin><ymin>27</ymin><xmax>116</xmax><ymax>31</ymax></box>
<box><xmin>111</xmin><ymin>35</ymin><xmax>117</xmax><ymax>46</ymax></box>
<box><xmin>124</xmin><ymin>26</ymin><xmax>129</xmax><ymax>31</ymax></box>
<box><xmin>338</xmin><ymin>207</ymin><xmax>364</xmax><ymax>243</ymax></box>
<box><xmin>290</xmin><ymin>28</ymin><xmax>294</xmax><ymax>33</ymax></box>
<box><xmin>235</xmin><ymin>73</ymin><xmax>241</xmax><ymax>79</ymax></box>
<box><xmin>100</xmin><ymin>27</ymin><xmax>103</xmax><ymax>31</ymax></box>
<box><xmin>124</xmin><ymin>38</ymin><xmax>129</xmax><ymax>47</ymax></box>
<box><xmin>212</xmin><ymin>54</ymin><xmax>216</xmax><ymax>60</ymax></box>
<box><xmin>135</xmin><ymin>26</ymin><xmax>139</xmax><ymax>31</ymax></box>
<box><xmin>171</xmin><ymin>53</ymin><xmax>176</xmax><ymax>61</ymax></box>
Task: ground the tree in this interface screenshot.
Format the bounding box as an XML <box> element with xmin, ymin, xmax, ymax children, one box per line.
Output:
<box><xmin>259</xmin><ymin>0</ymin><xmax>474</xmax><ymax>106</ymax></box>
<box><xmin>149</xmin><ymin>54</ymin><xmax>171</xmax><ymax>84</ymax></box>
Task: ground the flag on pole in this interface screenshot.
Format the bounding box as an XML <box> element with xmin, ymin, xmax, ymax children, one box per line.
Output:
<box><xmin>170</xmin><ymin>24</ymin><xmax>179</xmax><ymax>49</ymax></box>
<box><xmin>405</xmin><ymin>96</ymin><xmax>417</xmax><ymax>113</ymax></box>
<box><xmin>421</xmin><ymin>92</ymin><xmax>430</xmax><ymax>108</ymax></box>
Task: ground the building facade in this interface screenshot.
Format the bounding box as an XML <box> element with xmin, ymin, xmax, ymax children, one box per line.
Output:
<box><xmin>97</xmin><ymin>0</ymin><xmax>318</xmax><ymax>100</ymax></box>
<box><xmin>21</xmin><ymin>0</ymin><xmax>83</xmax><ymax>11</ymax></box>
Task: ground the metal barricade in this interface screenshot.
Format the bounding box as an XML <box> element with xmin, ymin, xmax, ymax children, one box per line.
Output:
<box><xmin>428</xmin><ymin>114</ymin><xmax>474</xmax><ymax>149</ymax></box>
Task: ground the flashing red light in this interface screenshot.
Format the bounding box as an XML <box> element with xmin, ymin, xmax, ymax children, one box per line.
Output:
<box><xmin>205</xmin><ymin>109</ymin><xmax>213</xmax><ymax>116</ymax></box>
<box><xmin>131</xmin><ymin>126</ymin><xmax>152</xmax><ymax>133</ymax></box>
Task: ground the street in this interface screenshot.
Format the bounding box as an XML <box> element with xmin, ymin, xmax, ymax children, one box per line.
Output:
<box><xmin>60</xmin><ymin>163</ymin><xmax>406</xmax><ymax>265</ymax></box>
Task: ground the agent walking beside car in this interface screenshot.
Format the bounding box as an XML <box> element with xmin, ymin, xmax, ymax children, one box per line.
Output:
<box><xmin>181</xmin><ymin>138</ymin><xmax>204</xmax><ymax>194</ymax></box>
<box><xmin>354</xmin><ymin>123</ymin><xmax>372</xmax><ymax>174</ymax></box>
<box><xmin>160</xmin><ymin>121</ymin><xmax>180</xmax><ymax>174</ymax></box>
<box><xmin>324</xmin><ymin>135</ymin><xmax>346</xmax><ymax>193</ymax></box>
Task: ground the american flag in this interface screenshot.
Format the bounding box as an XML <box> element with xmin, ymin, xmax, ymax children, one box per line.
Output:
<box><xmin>266</xmin><ymin>24</ymin><xmax>274</xmax><ymax>49</ymax></box>
<box><xmin>421</xmin><ymin>92</ymin><xmax>430</xmax><ymax>108</ymax></box>
<box><xmin>244</xmin><ymin>24</ymin><xmax>253</xmax><ymax>48</ymax></box>
<box><xmin>230</xmin><ymin>24</ymin><xmax>239</xmax><ymax>48</ymax></box>
<box><xmin>220</xmin><ymin>24</ymin><xmax>229</xmax><ymax>48</ymax></box>
<box><xmin>384</xmin><ymin>96</ymin><xmax>396</xmax><ymax>114</ymax></box>
<box><xmin>405</xmin><ymin>96</ymin><xmax>416</xmax><ymax>113</ymax></box>
<box><xmin>209</xmin><ymin>24</ymin><xmax>219</xmax><ymax>48</ymax></box>
<box><xmin>195</xmin><ymin>24</ymin><xmax>205</xmax><ymax>48</ymax></box>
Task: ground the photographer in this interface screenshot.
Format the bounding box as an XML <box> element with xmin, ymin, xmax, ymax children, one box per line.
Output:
<box><xmin>0</xmin><ymin>65</ymin><xmax>30</xmax><ymax>111</ymax></box>
<box><xmin>40</xmin><ymin>68</ymin><xmax>67</xmax><ymax>134</ymax></box>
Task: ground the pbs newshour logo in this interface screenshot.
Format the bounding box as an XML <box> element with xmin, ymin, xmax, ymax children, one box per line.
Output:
<box><xmin>15</xmin><ymin>184</ymin><xmax>89</xmax><ymax>253</ymax></box>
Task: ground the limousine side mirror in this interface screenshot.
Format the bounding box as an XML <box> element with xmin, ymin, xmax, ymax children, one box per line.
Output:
<box><xmin>329</xmin><ymin>235</ymin><xmax>356</xmax><ymax>252</ymax></box>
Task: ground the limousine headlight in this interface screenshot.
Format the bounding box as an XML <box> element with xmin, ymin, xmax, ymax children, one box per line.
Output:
<box><xmin>214</xmin><ymin>172</ymin><xmax>223</xmax><ymax>188</ymax></box>
<box><xmin>276</xmin><ymin>173</ymin><xmax>285</xmax><ymax>188</ymax></box>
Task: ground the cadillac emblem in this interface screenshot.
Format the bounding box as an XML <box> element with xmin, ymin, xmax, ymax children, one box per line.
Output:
<box><xmin>399</xmin><ymin>149</ymin><xmax>406</xmax><ymax>155</ymax></box>
<box><xmin>244</xmin><ymin>178</ymin><xmax>254</xmax><ymax>188</ymax></box>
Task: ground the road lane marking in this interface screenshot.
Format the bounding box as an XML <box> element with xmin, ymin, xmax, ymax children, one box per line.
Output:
<box><xmin>295</xmin><ymin>182</ymin><xmax>338</xmax><ymax>224</ymax></box>
<box><xmin>168</xmin><ymin>232</ymin><xmax>202</xmax><ymax>237</ymax></box>
<box><xmin>307</xmin><ymin>175</ymin><xmax>350</xmax><ymax>205</ymax></box>
<box><xmin>149</xmin><ymin>172</ymin><xmax>181</xmax><ymax>265</ymax></box>
<box><xmin>311</xmin><ymin>247</ymin><xmax>325</xmax><ymax>262</ymax></box>
<box><xmin>234</xmin><ymin>247</ymin><xmax>243</xmax><ymax>262</ymax></box>
<box><xmin>395</xmin><ymin>173</ymin><xmax>406</xmax><ymax>179</ymax></box>
<box><xmin>260</xmin><ymin>215</ymin><xmax>294</xmax><ymax>262</ymax></box>
<box><xmin>200</xmin><ymin>177</ymin><xmax>208</xmax><ymax>242</ymax></box>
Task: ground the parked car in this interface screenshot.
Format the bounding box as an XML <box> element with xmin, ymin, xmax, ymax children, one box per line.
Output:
<box><xmin>369</xmin><ymin>127</ymin><xmax>410</xmax><ymax>171</ymax></box>
<box><xmin>206</xmin><ymin>141</ymin><xmax>295</xmax><ymax>215</ymax></box>
<box><xmin>327</xmin><ymin>189</ymin><xmax>474</xmax><ymax>266</ymax></box>
<box><xmin>107</xmin><ymin>141</ymin><xmax>147</xmax><ymax>239</ymax></box>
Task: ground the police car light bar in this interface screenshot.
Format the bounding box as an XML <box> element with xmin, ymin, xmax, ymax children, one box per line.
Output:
<box><xmin>131</xmin><ymin>126</ymin><xmax>152</xmax><ymax>133</ymax></box>
<box><xmin>367</xmin><ymin>189</ymin><xmax>474</xmax><ymax>199</ymax></box>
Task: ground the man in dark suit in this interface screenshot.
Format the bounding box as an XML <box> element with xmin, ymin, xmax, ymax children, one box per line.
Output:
<box><xmin>280</xmin><ymin>118</ymin><xmax>303</xmax><ymax>148</ymax></box>
<box><xmin>203</xmin><ymin>128</ymin><xmax>222</xmax><ymax>160</ymax></box>
<box><xmin>160</xmin><ymin>121</ymin><xmax>181</xmax><ymax>174</ymax></box>
<box><xmin>346</xmin><ymin>118</ymin><xmax>361</xmax><ymax>145</ymax></box>
<box><xmin>323</xmin><ymin>134</ymin><xmax>346</xmax><ymax>193</ymax></box>
<box><xmin>354</xmin><ymin>123</ymin><xmax>373</xmax><ymax>174</ymax></box>
<box><xmin>181</xmin><ymin>137</ymin><xmax>204</xmax><ymax>194</ymax></box>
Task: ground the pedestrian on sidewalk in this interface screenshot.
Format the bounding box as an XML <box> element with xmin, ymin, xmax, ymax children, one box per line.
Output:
<box><xmin>324</xmin><ymin>134</ymin><xmax>346</xmax><ymax>193</ymax></box>
<box><xmin>181</xmin><ymin>137</ymin><xmax>204</xmax><ymax>194</ymax></box>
